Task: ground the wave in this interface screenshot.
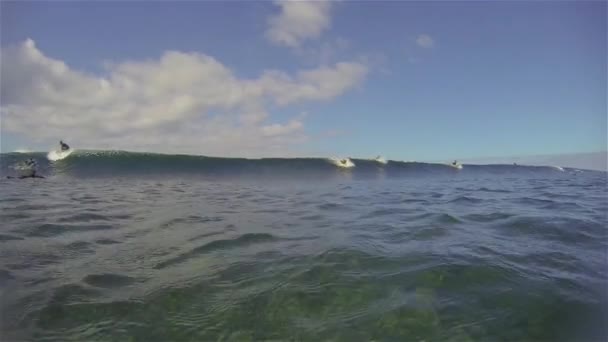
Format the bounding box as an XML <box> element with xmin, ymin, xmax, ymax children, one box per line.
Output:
<box><xmin>0</xmin><ymin>150</ymin><xmax>586</xmax><ymax>179</ymax></box>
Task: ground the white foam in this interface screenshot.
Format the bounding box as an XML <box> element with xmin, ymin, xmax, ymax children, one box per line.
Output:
<box><xmin>374</xmin><ymin>156</ymin><xmax>388</xmax><ymax>165</ymax></box>
<box><xmin>448</xmin><ymin>163</ymin><xmax>463</xmax><ymax>170</ymax></box>
<box><xmin>47</xmin><ymin>149</ymin><xmax>74</xmax><ymax>161</ymax></box>
<box><xmin>329</xmin><ymin>157</ymin><xmax>355</xmax><ymax>168</ymax></box>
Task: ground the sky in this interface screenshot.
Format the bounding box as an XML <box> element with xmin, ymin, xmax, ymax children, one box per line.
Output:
<box><xmin>1</xmin><ymin>1</ymin><xmax>606</xmax><ymax>167</ymax></box>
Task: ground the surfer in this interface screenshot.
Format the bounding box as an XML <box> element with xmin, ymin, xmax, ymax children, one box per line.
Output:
<box><xmin>7</xmin><ymin>158</ymin><xmax>44</xmax><ymax>179</ymax></box>
<box><xmin>60</xmin><ymin>140</ymin><xmax>70</xmax><ymax>151</ymax></box>
<box><xmin>25</xmin><ymin>158</ymin><xmax>36</xmax><ymax>168</ymax></box>
<box><xmin>452</xmin><ymin>160</ymin><xmax>458</xmax><ymax>166</ymax></box>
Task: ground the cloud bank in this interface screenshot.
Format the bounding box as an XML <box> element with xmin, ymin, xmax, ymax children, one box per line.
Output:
<box><xmin>1</xmin><ymin>39</ymin><xmax>367</xmax><ymax>156</ymax></box>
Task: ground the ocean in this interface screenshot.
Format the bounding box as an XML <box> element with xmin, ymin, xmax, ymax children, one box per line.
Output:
<box><xmin>1</xmin><ymin>151</ymin><xmax>607</xmax><ymax>341</ymax></box>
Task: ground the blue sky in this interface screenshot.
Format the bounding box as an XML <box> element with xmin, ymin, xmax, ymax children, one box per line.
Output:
<box><xmin>1</xmin><ymin>1</ymin><xmax>606</xmax><ymax>164</ymax></box>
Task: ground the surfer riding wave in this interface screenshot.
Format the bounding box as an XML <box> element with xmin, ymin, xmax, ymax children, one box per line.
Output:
<box><xmin>60</xmin><ymin>140</ymin><xmax>70</xmax><ymax>151</ymax></box>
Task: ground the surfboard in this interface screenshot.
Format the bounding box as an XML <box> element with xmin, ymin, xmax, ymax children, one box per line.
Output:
<box><xmin>47</xmin><ymin>149</ymin><xmax>74</xmax><ymax>161</ymax></box>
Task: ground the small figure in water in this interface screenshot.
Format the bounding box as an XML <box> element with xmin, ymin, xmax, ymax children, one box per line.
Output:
<box><xmin>452</xmin><ymin>160</ymin><xmax>458</xmax><ymax>166</ymax></box>
<box><xmin>60</xmin><ymin>140</ymin><xmax>70</xmax><ymax>151</ymax></box>
<box><xmin>7</xmin><ymin>158</ymin><xmax>44</xmax><ymax>179</ymax></box>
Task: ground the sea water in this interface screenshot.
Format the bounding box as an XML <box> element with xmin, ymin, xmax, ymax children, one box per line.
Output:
<box><xmin>1</xmin><ymin>151</ymin><xmax>606</xmax><ymax>341</ymax></box>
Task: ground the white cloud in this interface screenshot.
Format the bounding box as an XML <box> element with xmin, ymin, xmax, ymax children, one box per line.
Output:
<box><xmin>262</xmin><ymin>119</ymin><xmax>304</xmax><ymax>137</ymax></box>
<box><xmin>416</xmin><ymin>34</ymin><xmax>435</xmax><ymax>48</ymax></box>
<box><xmin>0</xmin><ymin>39</ymin><xmax>368</xmax><ymax>157</ymax></box>
<box><xmin>260</xmin><ymin>61</ymin><xmax>368</xmax><ymax>106</ymax></box>
<box><xmin>266</xmin><ymin>0</ymin><xmax>333</xmax><ymax>47</ymax></box>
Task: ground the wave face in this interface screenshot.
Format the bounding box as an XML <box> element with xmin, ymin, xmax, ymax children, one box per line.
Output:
<box><xmin>0</xmin><ymin>150</ymin><xmax>583</xmax><ymax>179</ymax></box>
